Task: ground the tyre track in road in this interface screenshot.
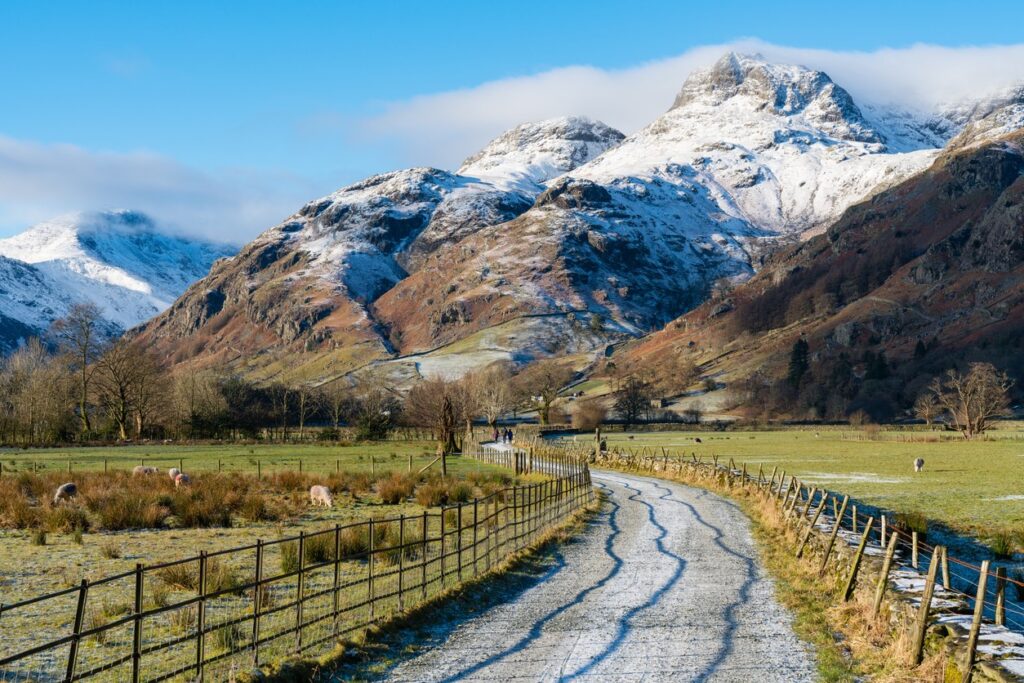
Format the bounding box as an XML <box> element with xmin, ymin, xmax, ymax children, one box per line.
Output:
<box><xmin>345</xmin><ymin>470</ymin><xmax>815</xmax><ymax>682</ymax></box>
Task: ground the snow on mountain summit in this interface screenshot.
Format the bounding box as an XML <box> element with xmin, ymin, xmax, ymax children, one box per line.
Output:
<box><xmin>0</xmin><ymin>211</ymin><xmax>236</xmax><ymax>350</ymax></box>
<box><xmin>457</xmin><ymin>116</ymin><xmax>625</xmax><ymax>192</ymax></box>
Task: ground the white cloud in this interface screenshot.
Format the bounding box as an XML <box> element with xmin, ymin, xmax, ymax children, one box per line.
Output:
<box><xmin>358</xmin><ymin>39</ymin><xmax>1024</xmax><ymax>169</ymax></box>
<box><xmin>0</xmin><ymin>135</ymin><xmax>314</xmax><ymax>242</ymax></box>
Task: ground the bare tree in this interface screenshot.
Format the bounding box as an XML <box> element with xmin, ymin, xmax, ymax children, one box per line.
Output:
<box><xmin>94</xmin><ymin>339</ymin><xmax>149</xmax><ymax>440</ymax></box>
<box><xmin>50</xmin><ymin>303</ymin><xmax>106</xmax><ymax>433</ymax></box>
<box><xmin>404</xmin><ymin>377</ymin><xmax>468</xmax><ymax>474</ymax></box>
<box><xmin>929</xmin><ymin>363</ymin><xmax>1013</xmax><ymax>439</ymax></box>
<box><xmin>913</xmin><ymin>391</ymin><xmax>939</xmax><ymax>426</ymax></box>
<box><xmin>614</xmin><ymin>374</ymin><xmax>652</xmax><ymax>426</ymax></box>
<box><xmin>515</xmin><ymin>359</ymin><xmax>574</xmax><ymax>425</ymax></box>
<box><xmin>322</xmin><ymin>380</ymin><xmax>353</xmax><ymax>431</ymax></box>
<box><xmin>293</xmin><ymin>384</ymin><xmax>317</xmax><ymax>439</ymax></box>
<box><xmin>172</xmin><ymin>364</ymin><xmax>224</xmax><ymax>438</ymax></box>
<box><xmin>131</xmin><ymin>350</ymin><xmax>169</xmax><ymax>438</ymax></box>
<box><xmin>1</xmin><ymin>339</ymin><xmax>74</xmax><ymax>444</ymax></box>
<box><xmin>469</xmin><ymin>363</ymin><xmax>515</xmax><ymax>428</ymax></box>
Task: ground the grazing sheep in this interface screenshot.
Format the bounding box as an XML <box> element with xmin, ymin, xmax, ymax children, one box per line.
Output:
<box><xmin>168</xmin><ymin>467</ymin><xmax>181</xmax><ymax>481</ymax></box>
<box><xmin>694</xmin><ymin>437</ymin><xmax>703</xmax><ymax>444</ymax></box>
<box><xmin>133</xmin><ymin>465</ymin><xmax>159</xmax><ymax>476</ymax></box>
<box><xmin>53</xmin><ymin>482</ymin><xmax>78</xmax><ymax>505</ymax></box>
<box><xmin>310</xmin><ymin>485</ymin><xmax>334</xmax><ymax>508</ymax></box>
<box><xmin>174</xmin><ymin>473</ymin><xmax>191</xmax><ymax>487</ymax></box>
<box><xmin>914</xmin><ymin>458</ymin><xmax>925</xmax><ymax>473</ymax></box>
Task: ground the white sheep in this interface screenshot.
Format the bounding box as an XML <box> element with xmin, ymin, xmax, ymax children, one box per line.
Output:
<box><xmin>168</xmin><ymin>467</ymin><xmax>181</xmax><ymax>481</ymax></box>
<box><xmin>914</xmin><ymin>458</ymin><xmax>925</xmax><ymax>473</ymax></box>
<box><xmin>53</xmin><ymin>482</ymin><xmax>78</xmax><ymax>505</ymax></box>
<box><xmin>133</xmin><ymin>465</ymin><xmax>159</xmax><ymax>476</ymax></box>
<box><xmin>174</xmin><ymin>472</ymin><xmax>191</xmax><ymax>488</ymax></box>
<box><xmin>309</xmin><ymin>485</ymin><xmax>334</xmax><ymax>508</ymax></box>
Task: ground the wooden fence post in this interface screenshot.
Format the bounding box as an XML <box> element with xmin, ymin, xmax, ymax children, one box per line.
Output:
<box><xmin>472</xmin><ymin>499</ymin><xmax>479</xmax><ymax>577</ymax></box>
<box><xmin>196</xmin><ymin>552</ymin><xmax>207</xmax><ymax>681</ymax></box>
<box><xmin>421</xmin><ymin>512</ymin><xmax>428</xmax><ymax>601</ymax></box>
<box><xmin>912</xmin><ymin>531</ymin><xmax>919</xmax><ymax>568</ymax></box>
<box><xmin>851</xmin><ymin>505</ymin><xmax>857</xmax><ymax>533</ymax></box>
<box><xmin>910</xmin><ymin>546</ymin><xmax>942</xmax><ymax>665</ymax></box>
<box><xmin>961</xmin><ymin>559</ymin><xmax>991</xmax><ymax>683</ymax></box>
<box><xmin>818</xmin><ymin>496</ymin><xmax>849</xmax><ymax>576</ymax></box>
<box><xmin>872</xmin><ymin>532</ymin><xmax>900</xmax><ymax>617</ymax></box>
<box><xmin>295</xmin><ymin>532</ymin><xmax>305</xmax><ymax>652</ymax></box>
<box><xmin>996</xmin><ymin>567</ymin><xmax>1007</xmax><ymax>626</ymax></box>
<box><xmin>941</xmin><ymin>547</ymin><xmax>951</xmax><ymax>591</ymax></box>
<box><xmin>132</xmin><ymin>564</ymin><xmax>143</xmax><ymax>683</ymax></box>
<box><xmin>368</xmin><ymin>521</ymin><xmax>375</xmax><ymax>620</ymax></box>
<box><xmin>797</xmin><ymin>493</ymin><xmax>828</xmax><ymax>558</ymax></box>
<box><xmin>253</xmin><ymin>540</ymin><xmax>264</xmax><ymax>666</ymax></box>
<box><xmin>398</xmin><ymin>515</ymin><xmax>405</xmax><ymax>611</ymax></box>
<box><xmin>842</xmin><ymin>517</ymin><xmax>874</xmax><ymax>601</ymax></box>
<box><xmin>457</xmin><ymin>503</ymin><xmax>464</xmax><ymax>582</ymax></box>
<box><xmin>65</xmin><ymin>579</ymin><xmax>89</xmax><ymax>682</ymax></box>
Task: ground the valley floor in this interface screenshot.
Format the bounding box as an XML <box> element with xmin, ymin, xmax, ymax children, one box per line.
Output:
<box><xmin>340</xmin><ymin>470</ymin><xmax>814</xmax><ymax>682</ymax></box>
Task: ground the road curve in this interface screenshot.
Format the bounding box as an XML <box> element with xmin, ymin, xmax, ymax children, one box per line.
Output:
<box><xmin>376</xmin><ymin>469</ymin><xmax>816</xmax><ymax>682</ymax></box>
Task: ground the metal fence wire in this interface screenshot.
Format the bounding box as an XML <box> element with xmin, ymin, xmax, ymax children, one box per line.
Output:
<box><xmin>0</xmin><ymin>451</ymin><xmax>592</xmax><ymax>682</ymax></box>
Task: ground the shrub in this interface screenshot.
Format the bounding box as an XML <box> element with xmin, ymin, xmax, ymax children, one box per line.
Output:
<box><xmin>31</xmin><ymin>529</ymin><xmax>46</xmax><ymax>546</ymax></box>
<box><xmin>446</xmin><ymin>482</ymin><xmax>473</xmax><ymax>504</ymax></box>
<box><xmin>92</xmin><ymin>494</ymin><xmax>168</xmax><ymax>530</ymax></box>
<box><xmin>171</xmin><ymin>494</ymin><xmax>231</xmax><ymax>529</ymax></box>
<box><xmin>415</xmin><ymin>482</ymin><xmax>447</xmax><ymax>507</ymax></box>
<box><xmin>46</xmin><ymin>505</ymin><xmax>90</xmax><ymax>533</ymax></box>
<box><xmin>149</xmin><ymin>582</ymin><xmax>170</xmax><ymax>609</ymax></box>
<box><xmin>100</xmin><ymin>540</ymin><xmax>122</xmax><ymax>559</ymax></box>
<box><xmin>238</xmin><ymin>495</ymin><xmax>278</xmax><ymax>523</ymax></box>
<box><xmin>71</xmin><ymin>527</ymin><xmax>84</xmax><ymax>545</ymax></box>
<box><xmin>989</xmin><ymin>532</ymin><xmax>1015</xmax><ymax>559</ymax></box>
<box><xmin>377</xmin><ymin>474</ymin><xmax>415</xmax><ymax>504</ymax></box>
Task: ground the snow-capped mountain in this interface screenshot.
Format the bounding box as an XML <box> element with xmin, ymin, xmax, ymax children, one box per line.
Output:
<box><xmin>135</xmin><ymin>53</ymin><xmax>1024</xmax><ymax>385</ymax></box>
<box><xmin>0</xmin><ymin>211</ymin><xmax>236</xmax><ymax>353</ymax></box>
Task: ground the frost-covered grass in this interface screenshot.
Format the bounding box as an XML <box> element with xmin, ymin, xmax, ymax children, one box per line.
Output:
<box><xmin>582</xmin><ymin>428</ymin><xmax>1024</xmax><ymax>541</ymax></box>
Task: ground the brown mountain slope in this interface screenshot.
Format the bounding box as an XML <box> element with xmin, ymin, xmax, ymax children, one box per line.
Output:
<box><xmin>614</xmin><ymin>131</ymin><xmax>1024</xmax><ymax>419</ymax></box>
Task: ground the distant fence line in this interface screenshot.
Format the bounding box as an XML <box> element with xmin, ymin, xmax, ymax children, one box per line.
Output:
<box><xmin>0</xmin><ymin>451</ymin><xmax>592</xmax><ymax>682</ymax></box>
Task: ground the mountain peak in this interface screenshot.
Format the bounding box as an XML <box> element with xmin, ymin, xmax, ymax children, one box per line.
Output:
<box><xmin>671</xmin><ymin>52</ymin><xmax>880</xmax><ymax>144</ymax></box>
<box><xmin>456</xmin><ymin>116</ymin><xmax>624</xmax><ymax>191</ymax></box>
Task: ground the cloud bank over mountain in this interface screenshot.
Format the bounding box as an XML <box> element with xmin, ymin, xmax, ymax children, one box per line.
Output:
<box><xmin>359</xmin><ymin>40</ymin><xmax>1024</xmax><ymax>168</ymax></box>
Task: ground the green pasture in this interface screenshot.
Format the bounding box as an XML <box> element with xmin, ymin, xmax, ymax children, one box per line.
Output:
<box><xmin>0</xmin><ymin>441</ymin><xmax>494</xmax><ymax>478</ymax></box>
<box><xmin>584</xmin><ymin>428</ymin><xmax>1024</xmax><ymax>541</ymax></box>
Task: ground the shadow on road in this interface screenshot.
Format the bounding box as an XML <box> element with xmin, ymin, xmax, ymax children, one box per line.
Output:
<box><xmin>561</xmin><ymin>481</ymin><xmax>687</xmax><ymax>681</ymax></box>
<box><xmin>323</xmin><ymin>486</ymin><xmax>619</xmax><ymax>682</ymax></box>
<box><xmin>650</xmin><ymin>482</ymin><xmax>759</xmax><ymax>682</ymax></box>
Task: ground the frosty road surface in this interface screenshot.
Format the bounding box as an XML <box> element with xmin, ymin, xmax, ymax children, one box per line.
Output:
<box><xmin>376</xmin><ymin>470</ymin><xmax>815</xmax><ymax>682</ymax></box>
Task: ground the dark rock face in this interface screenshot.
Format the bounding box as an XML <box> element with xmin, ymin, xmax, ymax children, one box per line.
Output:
<box><xmin>536</xmin><ymin>179</ymin><xmax>613</xmax><ymax>210</ymax></box>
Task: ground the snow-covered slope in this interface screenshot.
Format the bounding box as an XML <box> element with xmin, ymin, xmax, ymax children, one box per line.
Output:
<box><xmin>0</xmin><ymin>211</ymin><xmax>236</xmax><ymax>352</ymax></box>
<box><xmin>136</xmin><ymin>53</ymin><xmax>1024</xmax><ymax>385</ymax></box>
<box><xmin>574</xmin><ymin>53</ymin><xmax>944</xmax><ymax>239</ymax></box>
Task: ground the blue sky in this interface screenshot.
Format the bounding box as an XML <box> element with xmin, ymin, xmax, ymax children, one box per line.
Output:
<box><xmin>1</xmin><ymin>0</ymin><xmax>1023</xmax><ymax>240</ymax></box>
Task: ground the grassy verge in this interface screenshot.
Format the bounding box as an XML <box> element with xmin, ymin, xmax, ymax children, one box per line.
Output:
<box><xmin>600</xmin><ymin>461</ymin><xmax>952</xmax><ymax>682</ymax></box>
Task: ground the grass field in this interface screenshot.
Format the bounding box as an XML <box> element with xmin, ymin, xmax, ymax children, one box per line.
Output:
<box><xmin>579</xmin><ymin>428</ymin><xmax>1024</xmax><ymax>544</ymax></box>
<box><xmin>0</xmin><ymin>441</ymin><xmax>455</xmax><ymax>477</ymax></box>
<box><xmin>0</xmin><ymin>443</ymin><xmax>515</xmax><ymax>603</ymax></box>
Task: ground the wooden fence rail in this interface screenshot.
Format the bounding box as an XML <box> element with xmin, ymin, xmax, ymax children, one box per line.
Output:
<box><xmin>0</xmin><ymin>451</ymin><xmax>592</xmax><ymax>682</ymax></box>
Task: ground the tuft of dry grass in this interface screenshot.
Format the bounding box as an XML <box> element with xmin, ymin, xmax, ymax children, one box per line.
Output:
<box><xmin>377</xmin><ymin>474</ymin><xmax>416</xmax><ymax>505</ymax></box>
<box><xmin>415</xmin><ymin>482</ymin><xmax>447</xmax><ymax>507</ymax></box>
<box><xmin>156</xmin><ymin>557</ymin><xmax>240</xmax><ymax>594</ymax></box>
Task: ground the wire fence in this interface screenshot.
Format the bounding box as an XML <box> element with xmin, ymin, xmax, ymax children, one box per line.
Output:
<box><xmin>585</xmin><ymin>442</ymin><xmax>1024</xmax><ymax>677</ymax></box>
<box><xmin>0</xmin><ymin>450</ymin><xmax>592</xmax><ymax>682</ymax></box>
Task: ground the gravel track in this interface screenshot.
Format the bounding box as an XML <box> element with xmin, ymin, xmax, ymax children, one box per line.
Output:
<box><xmin>370</xmin><ymin>470</ymin><xmax>816</xmax><ymax>682</ymax></box>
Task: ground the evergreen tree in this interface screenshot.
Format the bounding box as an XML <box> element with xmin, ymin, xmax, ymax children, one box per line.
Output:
<box><xmin>914</xmin><ymin>339</ymin><xmax>928</xmax><ymax>359</ymax></box>
<box><xmin>788</xmin><ymin>338</ymin><xmax>810</xmax><ymax>387</ymax></box>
